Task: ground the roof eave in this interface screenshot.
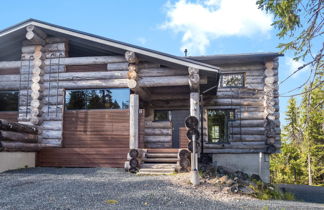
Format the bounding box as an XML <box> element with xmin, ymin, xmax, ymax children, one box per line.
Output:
<box><xmin>0</xmin><ymin>19</ymin><xmax>219</xmax><ymax>73</ymax></box>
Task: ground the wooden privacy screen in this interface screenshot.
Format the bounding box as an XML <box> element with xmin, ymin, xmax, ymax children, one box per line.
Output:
<box><xmin>37</xmin><ymin>109</ymin><xmax>142</xmax><ymax>168</ymax></box>
<box><xmin>179</xmin><ymin>127</ymin><xmax>189</xmax><ymax>148</ymax></box>
<box><xmin>0</xmin><ymin>112</ymin><xmax>18</xmax><ymax>122</ymax></box>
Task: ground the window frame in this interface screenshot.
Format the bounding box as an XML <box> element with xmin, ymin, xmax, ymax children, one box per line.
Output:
<box><xmin>220</xmin><ymin>72</ymin><xmax>245</xmax><ymax>88</ymax></box>
<box><xmin>206</xmin><ymin>109</ymin><xmax>235</xmax><ymax>144</ymax></box>
<box><xmin>0</xmin><ymin>90</ymin><xmax>19</xmax><ymax>112</ymax></box>
<box><xmin>153</xmin><ymin>110</ymin><xmax>171</xmax><ymax>122</ymax></box>
<box><xmin>64</xmin><ymin>88</ymin><xmax>130</xmax><ymax>111</ymax></box>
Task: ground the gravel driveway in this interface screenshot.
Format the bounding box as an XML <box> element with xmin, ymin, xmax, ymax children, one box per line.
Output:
<box><xmin>0</xmin><ymin>168</ymin><xmax>323</xmax><ymax>210</ymax></box>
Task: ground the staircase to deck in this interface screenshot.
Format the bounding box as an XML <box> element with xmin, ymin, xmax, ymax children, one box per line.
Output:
<box><xmin>138</xmin><ymin>149</ymin><xmax>179</xmax><ymax>175</ymax></box>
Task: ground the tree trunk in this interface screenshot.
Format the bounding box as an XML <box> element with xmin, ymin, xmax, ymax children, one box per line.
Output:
<box><xmin>308</xmin><ymin>153</ymin><xmax>313</xmax><ymax>185</ymax></box>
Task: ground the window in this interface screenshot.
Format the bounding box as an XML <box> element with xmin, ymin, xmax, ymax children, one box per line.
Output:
<box><xmin>154</xmin><ymin>110</ymin><xmax>170</xmax><ymax>121</ymax></box>
<box><xmin>221</xmin><ymin>73</ymin><xmax>244</xmax><ymax>88</ymax></box>
<box><xmin>65</xmin><ymin>89</ymin><xmax>129</xmax><ymax>110</ymax></box>
<box><xmin>0</xmin><ymin>91</ymin><xmax>19</xmax><ymax>111</ymax></box>
<box><xmin>207</xmin><ymin>109</ymin><xmax>235</xmax><ymax>143</ymax></box>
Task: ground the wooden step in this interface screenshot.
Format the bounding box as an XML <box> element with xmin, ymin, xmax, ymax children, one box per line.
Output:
<box><xmin>141</xmin><ymin>163</ymin><xmax>177</xmax><ymax>169</ymax></box>
<box><xmin>139</xmin><ymin>168</ymin><xmax>175</xmax><ymax>173</ymax></box>
<box><xmin>143</xmin><ymin>158</ymin><xmax>178</xmax><ymax>163</ymax></box>
<box><xmin>146</xmin><ymin>148</ymin><xmax>179</xmax><ymax>153</ymax></box>
<box><xmin>146</xmin><ymin>153</ymin><xmax>178</xmax><ymax>158</ymax></box>
<box><xmin>137</xmin><ymin>171</ymin><xmax>175</xmax><ymax>175</ymax></box>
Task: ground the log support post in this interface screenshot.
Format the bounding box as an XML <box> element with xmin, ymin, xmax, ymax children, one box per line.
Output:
<box><xmin>125</xmin><ymin>51</ymin><xmax>151</xmax><ymax>102</ymax></box>
<box><xmin>189</xmin><ymin>67</ymin><xmax>200</xmax><ymax>186</ymax></box>
<box><xmin>264</xmin><ymin>60</ymin><xmax>279</xmax><ymax>152</ymax></box>
<box><xmin>129</xmin><ymin>94</ymin><xmax>139</xmax><ymax>149</ymax></box>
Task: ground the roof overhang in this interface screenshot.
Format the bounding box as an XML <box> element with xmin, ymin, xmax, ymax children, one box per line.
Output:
<box><xmin>189</xmin><ymin>53</ymin><xmax>283</xmax><ymax>65</ymax></box>
<box><xmin>0</xmin><ymin>19</ymin><xmax>219</xmax><ymax>72</ymax></box>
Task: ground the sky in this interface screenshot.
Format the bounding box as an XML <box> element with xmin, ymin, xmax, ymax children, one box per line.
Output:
<box><xmin>0</xmin><ymin>0</ymin><xmax>317</xmax><ymax>126</ymax></box>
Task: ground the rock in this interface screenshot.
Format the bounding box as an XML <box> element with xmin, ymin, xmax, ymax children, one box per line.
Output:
<box><xmin>251</xmin><ymin>174</ymin><xmax>262</xmax><ymax>182</ymax></box>
<box><xmin>234</xmin><ymin>171</ymin><xmax>249</xmax><ymax>180</ymax></box>
<box><xmin>225</xmin><ymin>178</ymin><xmax>235</xmax><ymax>187</ymax></box>
<box><xmin>218</xmin><ymin>175</ymin><xmax>229</xmax><ymax>184</ymax></box>
<box><xmin>222</xmin><ymin>186</ymin><xmax>231</xmax><ymax>193</ymax></box>
<box><xmin>239</xmin><ymin>186</ymin><xmax>254</xmax><ymax>195</ymax></box>
<box><xmin>213</xmin><ymin>185</ymin><xmax>222</xmax><ymax>192</ymax></box>
<box><xmin>230</xmin><ymin>184</ymin><xmax>239</xmax><ymax>193</ymax></box>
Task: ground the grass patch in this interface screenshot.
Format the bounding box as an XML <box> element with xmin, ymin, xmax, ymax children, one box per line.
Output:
<box><xmin>250</xmin><ymin>180</ymin><xmax>295</xmax><ymax>201</ymax></box>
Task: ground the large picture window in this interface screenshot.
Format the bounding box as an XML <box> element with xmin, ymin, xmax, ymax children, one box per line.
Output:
<box><xmin>0</xmin><ymin>91</ymin><xmax>19</xmax><ymax>111</ymax></box>
<box><xmin>65</xmin><ymin>89</ymin><xmax>129</xmax><ymax>110</ymax></box>
<box><xmin>207</xmin><ymin>109</ymin><xmax>235</xmax><ymax>144</ymax></box>
<box><xmin>221</xmin><ymin>73</ymin><xmax>245</xmax><ymax>88</ymax></box>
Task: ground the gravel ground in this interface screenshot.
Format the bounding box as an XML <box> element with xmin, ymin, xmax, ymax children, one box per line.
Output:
<box><xmin>0</xmin><ymin>168</ymin><xmax>323</xmax><ymax>210</ymax></box>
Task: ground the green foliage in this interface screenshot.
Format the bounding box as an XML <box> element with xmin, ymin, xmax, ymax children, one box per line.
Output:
<box><xmin>250</xmin><ymin>180</ymin><xmax>295</xmax><ymax>200</ymax></box>
<box><xmin>270</xmin><ymin>81</ymin><xmax>324</xmax><ymax>185</ymax></box>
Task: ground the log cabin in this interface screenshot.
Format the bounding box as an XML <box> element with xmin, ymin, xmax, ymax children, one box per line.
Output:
<box><xmin>0</xmin><ymin>19</ymin><xmax>281</xmax><ymax>181</ymax></box>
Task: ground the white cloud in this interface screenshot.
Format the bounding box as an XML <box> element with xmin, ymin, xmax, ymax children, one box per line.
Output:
<box><xmin>285</xmin><ymin>57</ymin><xmax>309</xmax><ymax>78</ymax></box>
<box><xmin>161</xmin><ymin>0</ymin><xmax>273</xmax><ymax>55</ymax></box>
<box><xmin>137</xmin><ymin>37</ymin><xmax>147</xmax><ymax>45</ymax></box>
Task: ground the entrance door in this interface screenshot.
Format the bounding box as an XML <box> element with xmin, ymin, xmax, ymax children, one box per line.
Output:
<box><xmin>171</xmin><ymin>110</ymin><xmax>190</xmax><ymax>148</ymax></box>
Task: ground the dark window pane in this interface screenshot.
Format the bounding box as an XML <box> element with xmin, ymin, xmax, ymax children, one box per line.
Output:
<box><xmin>65</xmin><ymin>88</ymin><xmax>129</xmax><ymax>110</ymax></box>
<box><xmin>208</xmin><ymin>110</ymin><xmax>228</xmax><ymax>143</ymax></box>
<box><xmin>65</xmin><ymin>90</ymin><xmax>87</xmax><ymax>110</ymax></box>
<box><xmin>154</xmin><ymin>110</ymin><xmax>169</xmax><ymax>121</ymax></box>
<box><xmin>0</xmin><ymin>91</ymin><xmax>19</xmax><ymax>111</ymax></box>
<box><xmin>221</xmin><ymin>73</ymin><xmax>244</xmax><ymax>88</ymax></box>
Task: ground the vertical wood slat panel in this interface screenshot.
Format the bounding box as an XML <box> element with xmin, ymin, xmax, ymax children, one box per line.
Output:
<box><xmin>179</xmin><ymin>127</ymin><xmax>189</xmax><ymax>148</ymax></box>
<box><xmin>37</xmin><ymin>109</ymin><xmax>131</xmax><ymax>168</ymax></box>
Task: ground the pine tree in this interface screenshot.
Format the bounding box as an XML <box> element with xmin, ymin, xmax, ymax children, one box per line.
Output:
<box><xmin>300</xmin><ymin>79</ymin><xmax>324</xmax><ymax>185</ymax></box>
<box><xmin>270</xmin><ymin>97</ymin><xmax>306</xmax><ymax>184</ymax></box>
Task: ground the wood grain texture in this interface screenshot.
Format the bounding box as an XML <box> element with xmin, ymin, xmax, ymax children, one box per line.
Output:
<box><xmin>37</xmin><ymin>109</ymin><xmax>131</xmax><ymax>168</ymax></box>
<box><xmin>179</xmin><ymin>127</ymin><xmax>189</xmax><ymax>148</ymax></box>
<box><xmin>0</xmin><ymin>112</ymin><xmax>18</xmax><ymax>122</ymax></box>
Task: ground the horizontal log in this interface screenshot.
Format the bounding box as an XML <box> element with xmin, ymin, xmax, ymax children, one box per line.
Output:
<box><xmin>138</xmin><ymin>68</ymin><xmax>186</xmax><ymax>77</ymax></box>
<box><xmin>151</xmin><ymin>94</ymin><xmax>189</xmax><ymax>100</ymax></box>
<box><xmin>220</xmin><ymin>64</ymin><xmax>265</xmax><ymax>71</ymax></box>
<box><xmin>44</xmin><ymin>43</ymin><xmax>66</xmax><ymax>52</ymax></box>
<box><xmin>0</xmin><ymin>130</ymin><xmax>38</xmax><ymax>143</ymax></box>
<box><xmin>144</xmin><ymin>128</ymin><xmax>172</xmax><ymax>135</ymax></box>
<box><xmin>203</xmin><ymin>148</ymin><xmax>266</xmax><ymax>153</ymax></box>
<box><xmin>144</xmin><ymin>142</ymin><xmax>172</xmax><ymax>148</ymax></box>
<box><xmin>203</xmin><ymin>142</ymin><xmax>280</xmax><ymax>149</ymax></box>
<box><xmin>211</xmin><ymin>98</ymin><xmax>279</xmax><ymax>106</ymax></box>
<box><xmin>42</xmin><ymin>79</ymin><xmax>129</xmax><ymax>89</ymax></box>
<box><xmin>139</xmin><ymin>76</ymin><xmax>207</xmax><ymax>87</ymax></box>
<box><xmin>0</xmin><ymin>61</ymin><xmax>21</xmax><ymax>69</ymax></box>
<box><xmin>138</xmin><ymin>62</ymin><xmax>160</xmax><ymax>69</ymax></box>
<box><xmin>145</xmin><ymin>121</ymin><xmax>172</xmax><ymax>128</ymax></box>
<box><xmin>0</xmin><ymin>119</ymin><xmax>38</xmax><ymax>134</ymax></box>
<box><xmin>107</xmin><ymin>62</ymin><xmax>128</xmax><ymax>71</ymax></box>
<box><xmin>144</xmin><ymin>135</ymin><xmax>172</xmax><ymax>142</ymax></box>
<box><xmin>44</xmin><ymin>56</ymin><xmax>126</xmax><ymax>65</ymax></box>
<box><xmin>43</xmin><ymin>71</ymin><xmax>127</xmax><ymax>81</ymax></box>
<box><xmin>41</xmin><ymin>130</ymin><xmax>62</xmax><ymax>139</ymax></box>
<box><xmin>1</xmin><ymin>141</ymin><xmax>43</xmax><ymax>151</ymax></box>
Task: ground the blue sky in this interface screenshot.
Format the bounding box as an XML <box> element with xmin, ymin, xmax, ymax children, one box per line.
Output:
<box><xmin>0</xmin><ymin>0</ymin><xmax>316</xmax><ymax>125</ymax></box>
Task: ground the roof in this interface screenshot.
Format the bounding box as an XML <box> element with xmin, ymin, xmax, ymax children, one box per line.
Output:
<box><xmin>0</xmin><ymin>19</ymin><xmax>219</xmax><ymax>72</ymax></box>
<box><xmin>189</xmin><ymin>52</ymin><xmax>283</xmax><ymax>65</ymax></box>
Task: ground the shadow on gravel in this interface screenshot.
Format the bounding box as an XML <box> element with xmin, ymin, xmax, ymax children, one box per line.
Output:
<box><xmin>279</xmin><ymin>184</ymin><xmax>324</xmax><ymax>204</ymax></box>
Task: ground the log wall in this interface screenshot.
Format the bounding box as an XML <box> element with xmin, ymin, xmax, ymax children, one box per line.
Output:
<box><xmin>203</xmin><ymin>62</ymin><xmax>280</xmax><ymax>153</ymax></box>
